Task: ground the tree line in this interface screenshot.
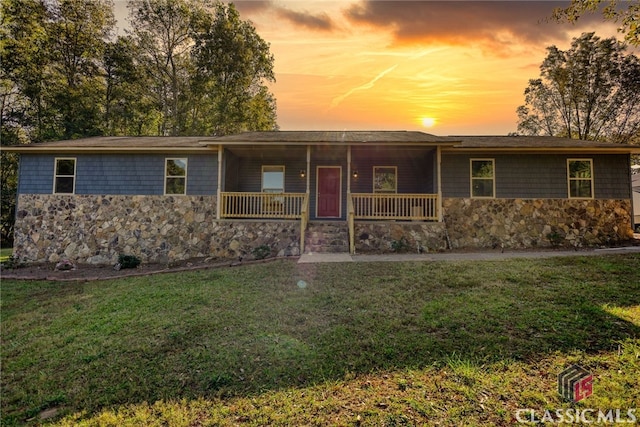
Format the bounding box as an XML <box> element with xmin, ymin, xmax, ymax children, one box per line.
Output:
<box><xmin>1</xmin><ymin>0</ymin><xmax>277</xmax><ymax>142</ymax></box>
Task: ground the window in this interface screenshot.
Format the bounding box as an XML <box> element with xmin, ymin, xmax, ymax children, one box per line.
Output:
<box><xmin>54</xmin><ymin>158</ymin><xmax>76</xmax><ymax>194</ymax></box>
<box><xmin>165</xmin><ymin>158</ymin><xmax>187</xmax><ymax>195</ymax></box>
<box><xmin>262</xmin><ymin>165</ymin><xmax>285</xmax><ymax>193</ymax></box>
<box><xmin>373</xmin><ymin>166</ymin><xmax>397</xmax><ymax>193</ymax></box>
<box><xmin>568</xmin><ymin>159</ymin><xmax>593</xmax><ymax>198</ymax></box>
<box><xmin>470</xmin><ymin>159</ymin><xmax>495</xmax><ymax>198</ymax></box>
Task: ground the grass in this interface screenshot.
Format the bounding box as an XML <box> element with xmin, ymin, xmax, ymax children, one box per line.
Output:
<box><xmin>1</xmin><ymin>254</ymin><xmax>639</xmax><ymax>425</ymax></box>
<box><xmin>0</xmin><ymin>247</ymin><xmax>11</xmax><ymax>263</ymax></box>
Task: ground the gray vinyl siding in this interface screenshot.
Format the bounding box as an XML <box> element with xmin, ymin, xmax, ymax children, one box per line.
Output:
<box><xmin>594</xmin><ymin>155</ymin><xmax>631</xmax><ymax>199</ymax></box>
<box><xmin>18</xmin><ymin>154</ymin><xmax>217</xmax><ymax>196</ymax></box>
<box><xmin>186</xmin><ymin>155</ymin><xmax>217</xmax><ymax>195</ymax></box>
<box><xmin>223</xmin><ymin>149</ymin><xmax>239</xmax><ymax>192</ymax></box>
<box><xmin>350</xmin><ymin>147</ymin><xmax>436</xmax><ymax>194</ymax></box>
<box><xmin>234</xmin><ymin>156</ymin><xmax>307</xmax><ymax>193</ymax></box>
<box><xmin>17</xmin><ymin>155</ymin><xmax>55</xmax><ymax>194</ymax></box>
<box><xmin>442</xmin><ymin>153</ymin><xmax>631</xmax><ymax>199</ymax></box>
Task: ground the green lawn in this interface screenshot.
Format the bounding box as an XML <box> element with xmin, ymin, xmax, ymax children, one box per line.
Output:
<box><xmin>2</xmin><ymin>255</ymin><xmax>639</xmax><ymax>425</ymax></box>
<box><xmin>0</xmin><ymin>247</ymin><xmax>11</xmax><ymax>263</ymax></box>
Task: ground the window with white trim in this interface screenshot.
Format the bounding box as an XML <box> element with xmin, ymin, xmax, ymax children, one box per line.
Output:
<box><xmin>165</xmin><ymin>158</ymin><xmax>187</xmax><ymax>195</ymax></box>
<box><xmin>373</xmin><ymin>166</ymin><xmax>397</xmax><ymax>193</ymax></box>
<box><xmin>54</xmin><ymin>158</ymin><xmax>76</xmax><ymax>194</ymax></box>
<box><xmin>470</xmin><ymin>159</ymin><xmax>495</xmax><ymax>198</ymax></box>
<box><xmin>262</xmin><ymin>165</ymin><xmax>285</xmax><ymax>193</ymax></box>
<box><xmin>567</xmin><ymin>159</ymin><xmax>593</xmax><ymax>198</ymax></box>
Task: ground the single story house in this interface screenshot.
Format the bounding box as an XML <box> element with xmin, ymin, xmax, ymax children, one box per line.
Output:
<box><xmin>6</xmin><ymin>131</ymin><xmax>639</xmax><ymax>264</ymax></box>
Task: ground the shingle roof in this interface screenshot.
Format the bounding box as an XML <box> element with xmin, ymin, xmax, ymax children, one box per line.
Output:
<box><xmin>203</xmin><ymin>131</ymin><xmax>457</xmax><ymax>144</ymax></box>
<box><xmin>2</xmin><ymin>136</ymin><xmax>215</xmax><ymax>152</ymax></box>
<box><xmin>3</xmin><ymin>132</ymin><xmax>639</xmax><ymax>153</ymax></box>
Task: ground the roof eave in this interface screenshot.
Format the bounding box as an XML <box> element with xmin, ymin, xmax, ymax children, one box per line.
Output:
<box><xmin>442</xmin><ymin>146</ymin><xmax>640</xmax><ymax>154</ymax></box>
<box><xmin>2</xmin><ymin>146</ymin><xmax>216</xmax><ymax>154</ymax></box>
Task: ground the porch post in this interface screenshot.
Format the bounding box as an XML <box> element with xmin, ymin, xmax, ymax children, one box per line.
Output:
<box><xmin>436</xmin><ymin>145</ymin><xmax>443</xmax><ymax>222</ymax></box>
<box><xmin>216</xmin><ymin>144</ymin><xmax>223</xmax><ymax>220</ymax></box>
<box><xmin>347</xmin><ymin>145</ymin><xmax>352</xmax><ymax>195</ymax></box>
<box><xmin>306</xmin><ymin>145</ymin><xmax>311</xmax><ymax>194</ymax></box>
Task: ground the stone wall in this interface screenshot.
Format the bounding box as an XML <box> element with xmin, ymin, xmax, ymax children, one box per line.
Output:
<box><xmin>12</xmin><ymin>195</ymin><xmax>635</xmax><ymax>264</ymax></box>
<box><xmin>355</xmin><ymin>222</ymin><xmax>447</xmax><ymax>253</ymax></box>
<box><xmin>14</xmin><ymin>195</ymin><xmax>301</xmax><ymax>264</ymax></box>
<box><xmin>442</xmin><ymin>198</ymin><xmax>634</xmax><ymax>249</ymax></box>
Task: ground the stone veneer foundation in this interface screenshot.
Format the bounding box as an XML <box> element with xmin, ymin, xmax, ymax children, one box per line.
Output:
<box><xmin>442</xmin><ymin>198</ymin><xmax>634</xmax><ymax>249</ymax></box>
<box><xmin>14</xmin><ymin>195</ymin><xmax>301</xmax><ymax>264</ymax></box>
<box><xmin>354</xmin><ymin>222</ymin><xmax>447</xmax><ymax>253</ymax></box>
<box><xmin>12</xmin><ymin>195</ymin><xmax>634</xmax><ymax>264</ymax></box>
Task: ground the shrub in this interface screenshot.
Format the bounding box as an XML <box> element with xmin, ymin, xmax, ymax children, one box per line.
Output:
<box><xmin>117</xmin><ymin>254</ymin><xmax>141</xmax><ymax>269</ymax></box>
<box><xmin>252</xmin><ymin>245</ymin><xmax>271</xmax><ymax>260</ymax></box>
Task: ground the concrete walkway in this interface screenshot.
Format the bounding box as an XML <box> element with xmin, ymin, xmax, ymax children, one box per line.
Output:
<box><xmin>297</xmin><ymin>246</ymin><xmax>640</xmax><ymax>263</ymax></box>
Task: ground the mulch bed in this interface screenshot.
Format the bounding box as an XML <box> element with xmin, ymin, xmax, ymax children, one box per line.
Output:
<box><xmin>1</xmin><ymin>256</ymin><xmax>295</xmax><ymax>282</ymax></box>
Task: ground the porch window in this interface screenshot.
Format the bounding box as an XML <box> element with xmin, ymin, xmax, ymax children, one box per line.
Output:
<box><xmin>373</xmin><ymin>166</ymin><xmax>397</xmax><ymax>193</ymax></box>
<box><xmin>567</xmin><ymin>159</ymin><xmax>593</xmax><ymax>198</ymax></box>
<box><xmin>165</xmin><ymin>158</ymin><xmax>187</xmax><ymax>195</ymax></box>
<box><xmin>262</xmin><ymin>165</ymin><xmax>285</xmax><ymax>193</ymax></box>
<box><xmin>54</xmin><ymin>158</ymin><xmax>76</xmax><ymax>194</ymax></box>
<box><xmin>470</xmin><ymin>159</ymin><xmax>495</xmax><ymax>198</ymax></box>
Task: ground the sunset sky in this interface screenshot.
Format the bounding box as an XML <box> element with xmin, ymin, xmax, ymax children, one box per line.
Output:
<box><xmin>115</xmin><ymin>1</ymin><xmax>623</xmax><ymax>135</ymax></box>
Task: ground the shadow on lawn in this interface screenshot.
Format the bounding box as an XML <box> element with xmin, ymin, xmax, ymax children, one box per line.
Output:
<box><xmin>1</xmin><ymin>255</ymin><xmax>639</xmax><ymax>423</ymax></box>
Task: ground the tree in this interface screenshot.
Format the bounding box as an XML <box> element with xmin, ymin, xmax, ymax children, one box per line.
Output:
<box><xmin>103</xmin><ymin>36</ymin><xmax>160</xmax><ymax>135</ymax></box>
<box><xmin>516</xmin><ymin>32</ymin><xmax>640</xmax><ymax>144</ymax></box>
<box><xmin>127</xmin><ymin>0</ymin><xmax>278</xmax><ymax>136</ymax></box>
<box><xmin>552</xmin><ymin>0</ymin><xmax>639</xmax><ymax>46</ymax></box>
<box><xmin>1</xmin><ymin>0</ymin><xmax>115</xmax><ymax>140</ymax></box>
<box><xmin>190</xmin><ymin>2</ymin><xmax>277</xmax><ymax>134</ymax></box>
<box><xmin>127</xmin><ymin>0</ymin><xmax>206</xmax><ymax>135</ymax></box>
<box><xmin>47</xmin><ymin>0</ymin><xmax>115</xmax><ymax>138</ymax></box>
<box><xmin>1</xmin><ymin>0</ymin><xmax>59</xmax><ymax>142</ymax></box>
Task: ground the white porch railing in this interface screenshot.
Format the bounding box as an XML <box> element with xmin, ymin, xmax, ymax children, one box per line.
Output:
<box><xmin>221</xmin><ymin>192</ymin><xmax>308</xmax><ymax>219</ymax></box>
<box><xmin>350</xmin><ymin>193</ymin><xmax>439</xmax><ymax>221</ymax></box>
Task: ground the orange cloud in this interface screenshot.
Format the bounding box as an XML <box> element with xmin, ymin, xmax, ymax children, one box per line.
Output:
<box><xmin>344</xmin><ymin>1</ymin><xmax>605</xmax><ymax>47</ymax></box>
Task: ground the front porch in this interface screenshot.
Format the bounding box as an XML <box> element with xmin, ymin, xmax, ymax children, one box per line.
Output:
<box><xmin>218</xmin><ymin>191</ymin><xmax>440</xmax><ymax>254</ymax></box>
<box><xmin>216</xmin><ymin>141</ymin><xmax>444</xmax><ymax>254</ymax></box>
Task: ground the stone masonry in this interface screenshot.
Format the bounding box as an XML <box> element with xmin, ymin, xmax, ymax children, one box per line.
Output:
<box><xmin>12</xmin><ymin>195</ymin><xmax>634</xmax><ymax>264</ymax></box>
<box><xmin>14</xmin><ymin>195</ymin><xmax>301</xmax><ymax>264</ymax></box>
<box><xmin>355</xmin><ymin>222</ymin><xmax>447</xmax><ymax>253</ymax></box>
<box><xmin>443</xmin><ymin>198</ymin><xmax>634</xmax><ymax>249</ymax></box>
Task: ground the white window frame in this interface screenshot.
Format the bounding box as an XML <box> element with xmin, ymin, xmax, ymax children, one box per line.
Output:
<box><xmin>567</xmin><ymin>158</ymin><xmax>594</xmax><ymax>199</ymax></box>
<box><xmin>373</xmin><ymin>166</ymin><xmax>397</xmax><ymax>194</ymax></box>
<box><xmin>164</xmin><ymin>158</ymin><xmax>188</xmax><ymax>195</ymax></box>
<box><xmin>262</xmin><ymin>165</ymin><xmax>285</xmax><ymax>193</ymax></box>
<box><xmin>53</xmin><ymin>157</ymin><xmax>76</xmax><ymax>194</ymax></box>
<box><xmin>470</xmin><ymin>158</ymin><xmax>495</xmax><ymax>198</ymax></box>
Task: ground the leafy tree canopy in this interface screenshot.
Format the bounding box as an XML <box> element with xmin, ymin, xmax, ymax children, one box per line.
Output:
<box><xmin>516</xmin><ymin>32</ymin><xmax>640</xmax><ymax>144</ymax></box>
<box><xmin>552</xmin><ymin>0</ymin><xmax>639</xmax><ymax>46</ymax></box>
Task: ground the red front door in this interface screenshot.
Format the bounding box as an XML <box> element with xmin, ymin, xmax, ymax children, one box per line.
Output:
<box><xmin>317</xmin><ymin>167</ymin><xmax>341</xmax><ymax>217</ymax></box>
